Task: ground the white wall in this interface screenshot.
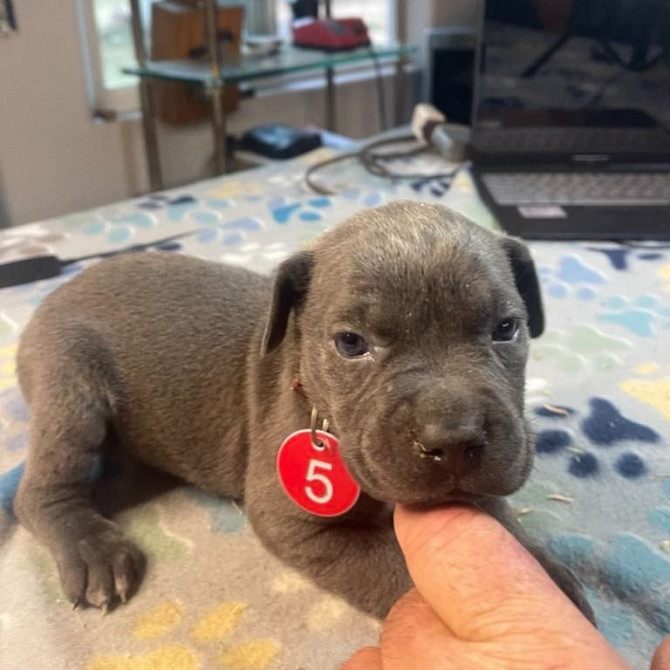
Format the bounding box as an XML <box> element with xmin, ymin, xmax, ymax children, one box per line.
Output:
<box><xmin>0</xmin><ymin>4</ymin><xmax>135</xmax><ymax>226</ymax></box>
<box><xmin>0</xmin><ymin>2</ymin><xmax>429</xmax><ymax>226</ymax></box>
<box><xmin>431</xmin><ymin>0</ymin><xmax>479</xmax><ymax>27</ymax></box>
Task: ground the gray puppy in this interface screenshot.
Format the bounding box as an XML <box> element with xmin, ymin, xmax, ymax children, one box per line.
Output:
<box><xmin>14</xmin><ymin>201</ymin><xmax>593</xmax><ymax>620</ymax></box>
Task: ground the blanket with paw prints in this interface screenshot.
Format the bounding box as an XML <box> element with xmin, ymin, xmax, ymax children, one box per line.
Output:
<box><xmin>1</xmin><ymin>149</ymin><xmax>669</xmax><ymax>670</ymax></box>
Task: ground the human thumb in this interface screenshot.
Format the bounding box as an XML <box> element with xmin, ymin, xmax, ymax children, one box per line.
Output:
<box><xmin>394</xmin><ymin>503</ymin><xmax>628</xmax><ymax>670</ymax></box>
<box><xmin>652</xmin><ymin>635</ymin><xmax>670</xmax><ymax>670</ymax></box>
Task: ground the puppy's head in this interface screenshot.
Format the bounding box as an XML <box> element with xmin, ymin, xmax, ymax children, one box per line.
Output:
<box><xmin>262</xmin><ymin>202</ymin><xmax>543</xmax><ymax>505</ymax></box>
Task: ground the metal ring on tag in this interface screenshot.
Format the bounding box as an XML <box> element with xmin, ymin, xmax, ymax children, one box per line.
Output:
<box><xmin>310</xmin><ymin>407</ymin><xmax>328</xmax><ymax>451</ymax></box>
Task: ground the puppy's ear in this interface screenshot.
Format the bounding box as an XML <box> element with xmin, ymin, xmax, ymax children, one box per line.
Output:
<box><xmin>500</xmin><ymin>237</ymin><xmax>545</xmax><ymax>338</ymax></box>
<box><xmin>261</xmin><ymin>250</ymin><xmax>314</xmax><ymax>356</ymax></box>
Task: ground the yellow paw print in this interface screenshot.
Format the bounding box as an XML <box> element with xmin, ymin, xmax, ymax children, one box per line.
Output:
<box><xmin>87</xmin><ymin>601</ymin><xmax>280</xmax><ymax>670</ymax></box>
<box><xmin>621</xmin><ymin>376</ymin><xmax>670</xmax><ymax>422</ymax></box>
<box><xmin>0</xmin><ymin>343</ymin><xmax>18</xmax><ymax>392</ymax></box>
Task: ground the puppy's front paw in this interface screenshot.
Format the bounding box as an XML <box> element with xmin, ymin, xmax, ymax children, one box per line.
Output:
<box><xmin>57</xmin><ymin>529</ymin><xmax>146</xmax><ymax>611</ymax></box>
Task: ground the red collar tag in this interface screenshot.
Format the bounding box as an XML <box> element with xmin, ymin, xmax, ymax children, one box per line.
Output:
<box><xmin>277</xmin><ymin>429</ymin><xmax>361</xmax><ymax>517</ymax></box>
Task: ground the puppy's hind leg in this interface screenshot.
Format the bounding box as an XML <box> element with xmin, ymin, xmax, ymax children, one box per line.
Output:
<box><xmin>15</xmin><ymin>325</ymin><xmax>145</xmax><ymax>611</ymax></box>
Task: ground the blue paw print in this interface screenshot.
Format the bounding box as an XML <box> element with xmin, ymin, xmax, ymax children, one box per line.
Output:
<box><xmin>81</xmin><ymin>209</ymin><xmax>160</xmax><ymax>245</ymax></box>
<box><xmin>535</xmin><ymin>429</ymin><xmax>572</xmax><ymax>454</ymax></box>
<box><xmin>649</xmin><ymin>507</ymin><xmax>670</xmax><ymax>533</ymax></box>
<box><xmin>166</xmin><ymin>196</ymin><xmax>198</xmax><ymax>222</ymax></box>
<box><xmin>204</xmin><ymin>198</ymin><xmax>232</xmax><ymax>210</ymax></box>
<box><xmin>0</xmin><ymin>461</ymin><xmax>24</xmax><ymax>515</ymax></box>
<box><xmin>154</xmin><ymin>241</ymin><xmax>183</xmax><ymax>253</ymax></box>
<box><xmin>538</xmin><ymin>254</ymin><xmax>607</xmax><ymax>300</ymax></box>
<box><xmin>81</xmin><ymin>222</ymin><xmax>135</xmax><ymax>246</ymax></box>
<box><xmin>186</xmin><ymin>488</ymin><xmax>245</xmax><ymax>534</ymax></box>
<box><xmin>137</xmin><ymin>194</ymin><xmax>199</xmax><ymax>222</ymax></box>
<box><xmin>587</xmin><ymin>246</ymin><xmax>666</xmax><ymax>271</ymax></box>
<box><xmin>533</xmin><ymin>398</ymin><xmax>659</xmax><ymax>480</ymax></box>
<box><xmin>598</xmin><ymin>294</ymin><xmax>670</xmax><ymax>337</ymax></box>
<box><xmin>550</xmin><ymin>532</ymin><xmax>670</xmax><ymax>635</ymax></box>
<box><xmin>191</xmin><ymin>211</ymin><xmax>221</xmax><ymax>225</ymax></box>
<box><xmin>270</xmin><ymin>197</ymin><xmax>332</xmax><ymax>225</ymax></box>
<box><xmin>582</xmin><ymin>397</ymin><xmax>659</xmax><ymax>446</ymax></box>
<box><xmin>410</xmin><ymin>178</ymin><xmax>452</xmax><ymax>198</ymax></box>
<box><xmin>651</xmin><ymin>481</ymin><xmax>670</xmax><ymax>533</ymax></box>
<box><xmin>137</xmin><ymin>194</ymin><xmax>170</xmax><ymax>210</ymax></box>
<box><xmin>194</xmin><ymin>218</ymin><xmax>262</xmax><ymax>247</ymax></box>
<box><xmin>558</xmin><ymin>255</ymin><xmax>606</xmax><ymax>284</ymax></box>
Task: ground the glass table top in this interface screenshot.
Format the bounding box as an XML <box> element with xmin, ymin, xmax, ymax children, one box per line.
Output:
<box><xmin>123</xmin><ymin>43</ymin><xmax>414</xmax><ymax>86</ymax></box>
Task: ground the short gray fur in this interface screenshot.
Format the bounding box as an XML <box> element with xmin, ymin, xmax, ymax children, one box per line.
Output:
<box><xmin>14</xmin><ymin>201</ymin><xmax>593</xmax><ymax>620</ymax></box>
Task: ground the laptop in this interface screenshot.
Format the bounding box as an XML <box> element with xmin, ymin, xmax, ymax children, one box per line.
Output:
<box><xmin>470</xmin><ymin>0</ymin><xmax>670</xmax><ymax>240</ymax></box>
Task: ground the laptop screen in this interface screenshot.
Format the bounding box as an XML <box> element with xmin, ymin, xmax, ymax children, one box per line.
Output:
<box><xmin>475</xmin><ymin>0</ymin><xmax>670</xmax><ymax>132</ymax></box>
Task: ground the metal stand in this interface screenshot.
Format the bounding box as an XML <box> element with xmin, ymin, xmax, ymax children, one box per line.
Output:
<box><xmin>129</xmin><ymin>0</ymin><xmax>163</xmax><ymax>191</ymax></box>
<box><xmin>323</xmin><ymin>0</ymin><xmax>336</xmax><ymax>130</ymax></box>
<box><xmin>129</xmin><ymin>0</ymin><xmax>228</xmax><ymax>190</ymax></box>
<box><xmin>394</xmin><ymin>0</ymin><xmax>407</xmax><ymax>126</ymax></box>
<box><xmin>203</xmin><ymin>0</ymin><xmax>229</xmax><ymax>174</ymax></box>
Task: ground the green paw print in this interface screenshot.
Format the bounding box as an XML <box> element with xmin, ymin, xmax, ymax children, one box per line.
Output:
<box><xmin>532</xmin><ymin>325</ymin><xmax>632</xmax><ymax>373</ymax></box>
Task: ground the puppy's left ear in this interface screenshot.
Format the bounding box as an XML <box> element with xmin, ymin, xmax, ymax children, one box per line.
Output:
<box><xmin>500</xmin><ymin>237</ymin><xmax>545</xmax><ymax>338</ymax></box>
<box><xmin>261</xmin><ymin>250</ymin><xmax>314</xmax><ymax>356</ymax></box>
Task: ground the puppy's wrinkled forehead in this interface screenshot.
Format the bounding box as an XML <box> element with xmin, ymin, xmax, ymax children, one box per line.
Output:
<box><xmin>311</xmin><ymin>203</ymin><xmax>523</xmax><ymax>336</ymax></box>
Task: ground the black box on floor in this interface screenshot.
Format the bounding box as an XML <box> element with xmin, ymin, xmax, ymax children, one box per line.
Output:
<box><xmin>240</xmin><ymin>124</ymin><xmax>322</xmax><ymax>159</ymax></box>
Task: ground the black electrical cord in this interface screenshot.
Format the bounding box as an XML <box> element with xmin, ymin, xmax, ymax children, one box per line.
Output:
<box><xmin>305</xmin><ymin>135</ymin><xmax>463</xmax><ymax>195</ymax></box>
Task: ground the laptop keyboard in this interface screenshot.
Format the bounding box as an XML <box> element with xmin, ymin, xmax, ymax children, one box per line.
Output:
<box><xmin>482</xmin><ymin>172</ymin><xmax>670</xmax><ymax>206</ymax></box>
<box><xmin>474</xmin><ymin>128</ymin><xmax>670</xmax><ymax>154</ymax></box>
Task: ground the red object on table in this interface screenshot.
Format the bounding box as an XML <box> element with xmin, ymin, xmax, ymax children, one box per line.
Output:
<box><xmin>292</xmin><ymin>17</ymin><xmax>371</xmax><ymax>51</ymax></box>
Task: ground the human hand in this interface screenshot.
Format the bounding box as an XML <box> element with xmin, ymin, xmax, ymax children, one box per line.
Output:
<box><xmin>343</xmin><ymin>504</ymin><xmax>670</xmax><ymax>670</ymax></box>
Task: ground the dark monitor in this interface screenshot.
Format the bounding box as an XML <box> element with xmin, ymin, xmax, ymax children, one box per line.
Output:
<box><xmin>425</xmin><ymin>27</ymin><xmax>477</xmax><ymax>126</ymax></box>
<box><xmin>474</xmin><ymin>0</ymin><xmax>670</xmax><ymax>133</ymax></box>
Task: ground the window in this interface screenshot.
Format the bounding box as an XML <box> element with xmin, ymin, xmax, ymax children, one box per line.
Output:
<box><xmin>78</xmin><ymin>0</ymin><xmax>396</xmax><ymax>115</ymax></box>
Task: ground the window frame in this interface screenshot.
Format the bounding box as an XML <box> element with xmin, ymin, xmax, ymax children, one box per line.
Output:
<box><xmin>77</xmin><ymin>0</ymin><xmax>398</xmax><ymax>118</ymax></box>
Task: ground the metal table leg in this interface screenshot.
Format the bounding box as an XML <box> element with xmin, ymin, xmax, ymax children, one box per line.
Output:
<box><xmin>325</xmin><ymin>69</ymin><xmax>336</xmax><ymax>131</ymax></box>
<box><xmin>210</xmin><ymin>82</ymin><xmax>229</xmax><ymax>174</ymax></box>
<box><xmin>203</xmin><ymin>0</ymin><xmax>229</xmax><ymax>174</ymax></box>
<box><xmin>323</xmin><ymin>0</ymin><xmax>336</xmax><ymax>131</ymax></box>
<box><xmin>129</xmin><ymin>0</ymin><xmax>163</xmax><ymax>191</ymax></box>
<box><xmin>394</xmin><ymin>56</ymin><xmax>407</xmax><ymax>125</ymax></box>
<box><xmin>394</xmin><ymin>0</ymin><xmax>408</xmax><ymax>126</ymax></box>
<box><xmin>138</xmin><ymin>81</ymin><xmax>164</xmax><ymax>191</ymax></box>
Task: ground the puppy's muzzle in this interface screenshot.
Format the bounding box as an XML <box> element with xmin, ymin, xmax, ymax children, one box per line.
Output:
<box><xmin>413</xmin><ymin>422</ymin><xmax>486</xmax><ymax>478</ymax></box>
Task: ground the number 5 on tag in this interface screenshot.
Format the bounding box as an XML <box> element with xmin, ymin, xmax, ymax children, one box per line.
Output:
<box><xmin>305</xmin><ymin>459</ymin><xmax>333</xmax><ymax>504</ymax></box>
<box><xmin>277</xmin><ymin>430</ymin><xmax>361</xmax><ymax>517</ymax></box>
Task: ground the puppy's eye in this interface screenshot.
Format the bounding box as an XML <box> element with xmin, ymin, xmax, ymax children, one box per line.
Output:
<box><xmin>492</xmin><ymin>318</ymin><xmax>520</xmax><ymax>342</ymax></box>
<box><xmin>334</xmin><ymin>332</ymin><xmax>369</xmax><ymax>358</ymax></box>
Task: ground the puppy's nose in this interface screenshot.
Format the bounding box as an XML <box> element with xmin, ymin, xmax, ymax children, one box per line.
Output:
<box><xmin>415</xmin><ymin>423</ymin><xmax>485</xmax><ymax>476</ymax></box>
